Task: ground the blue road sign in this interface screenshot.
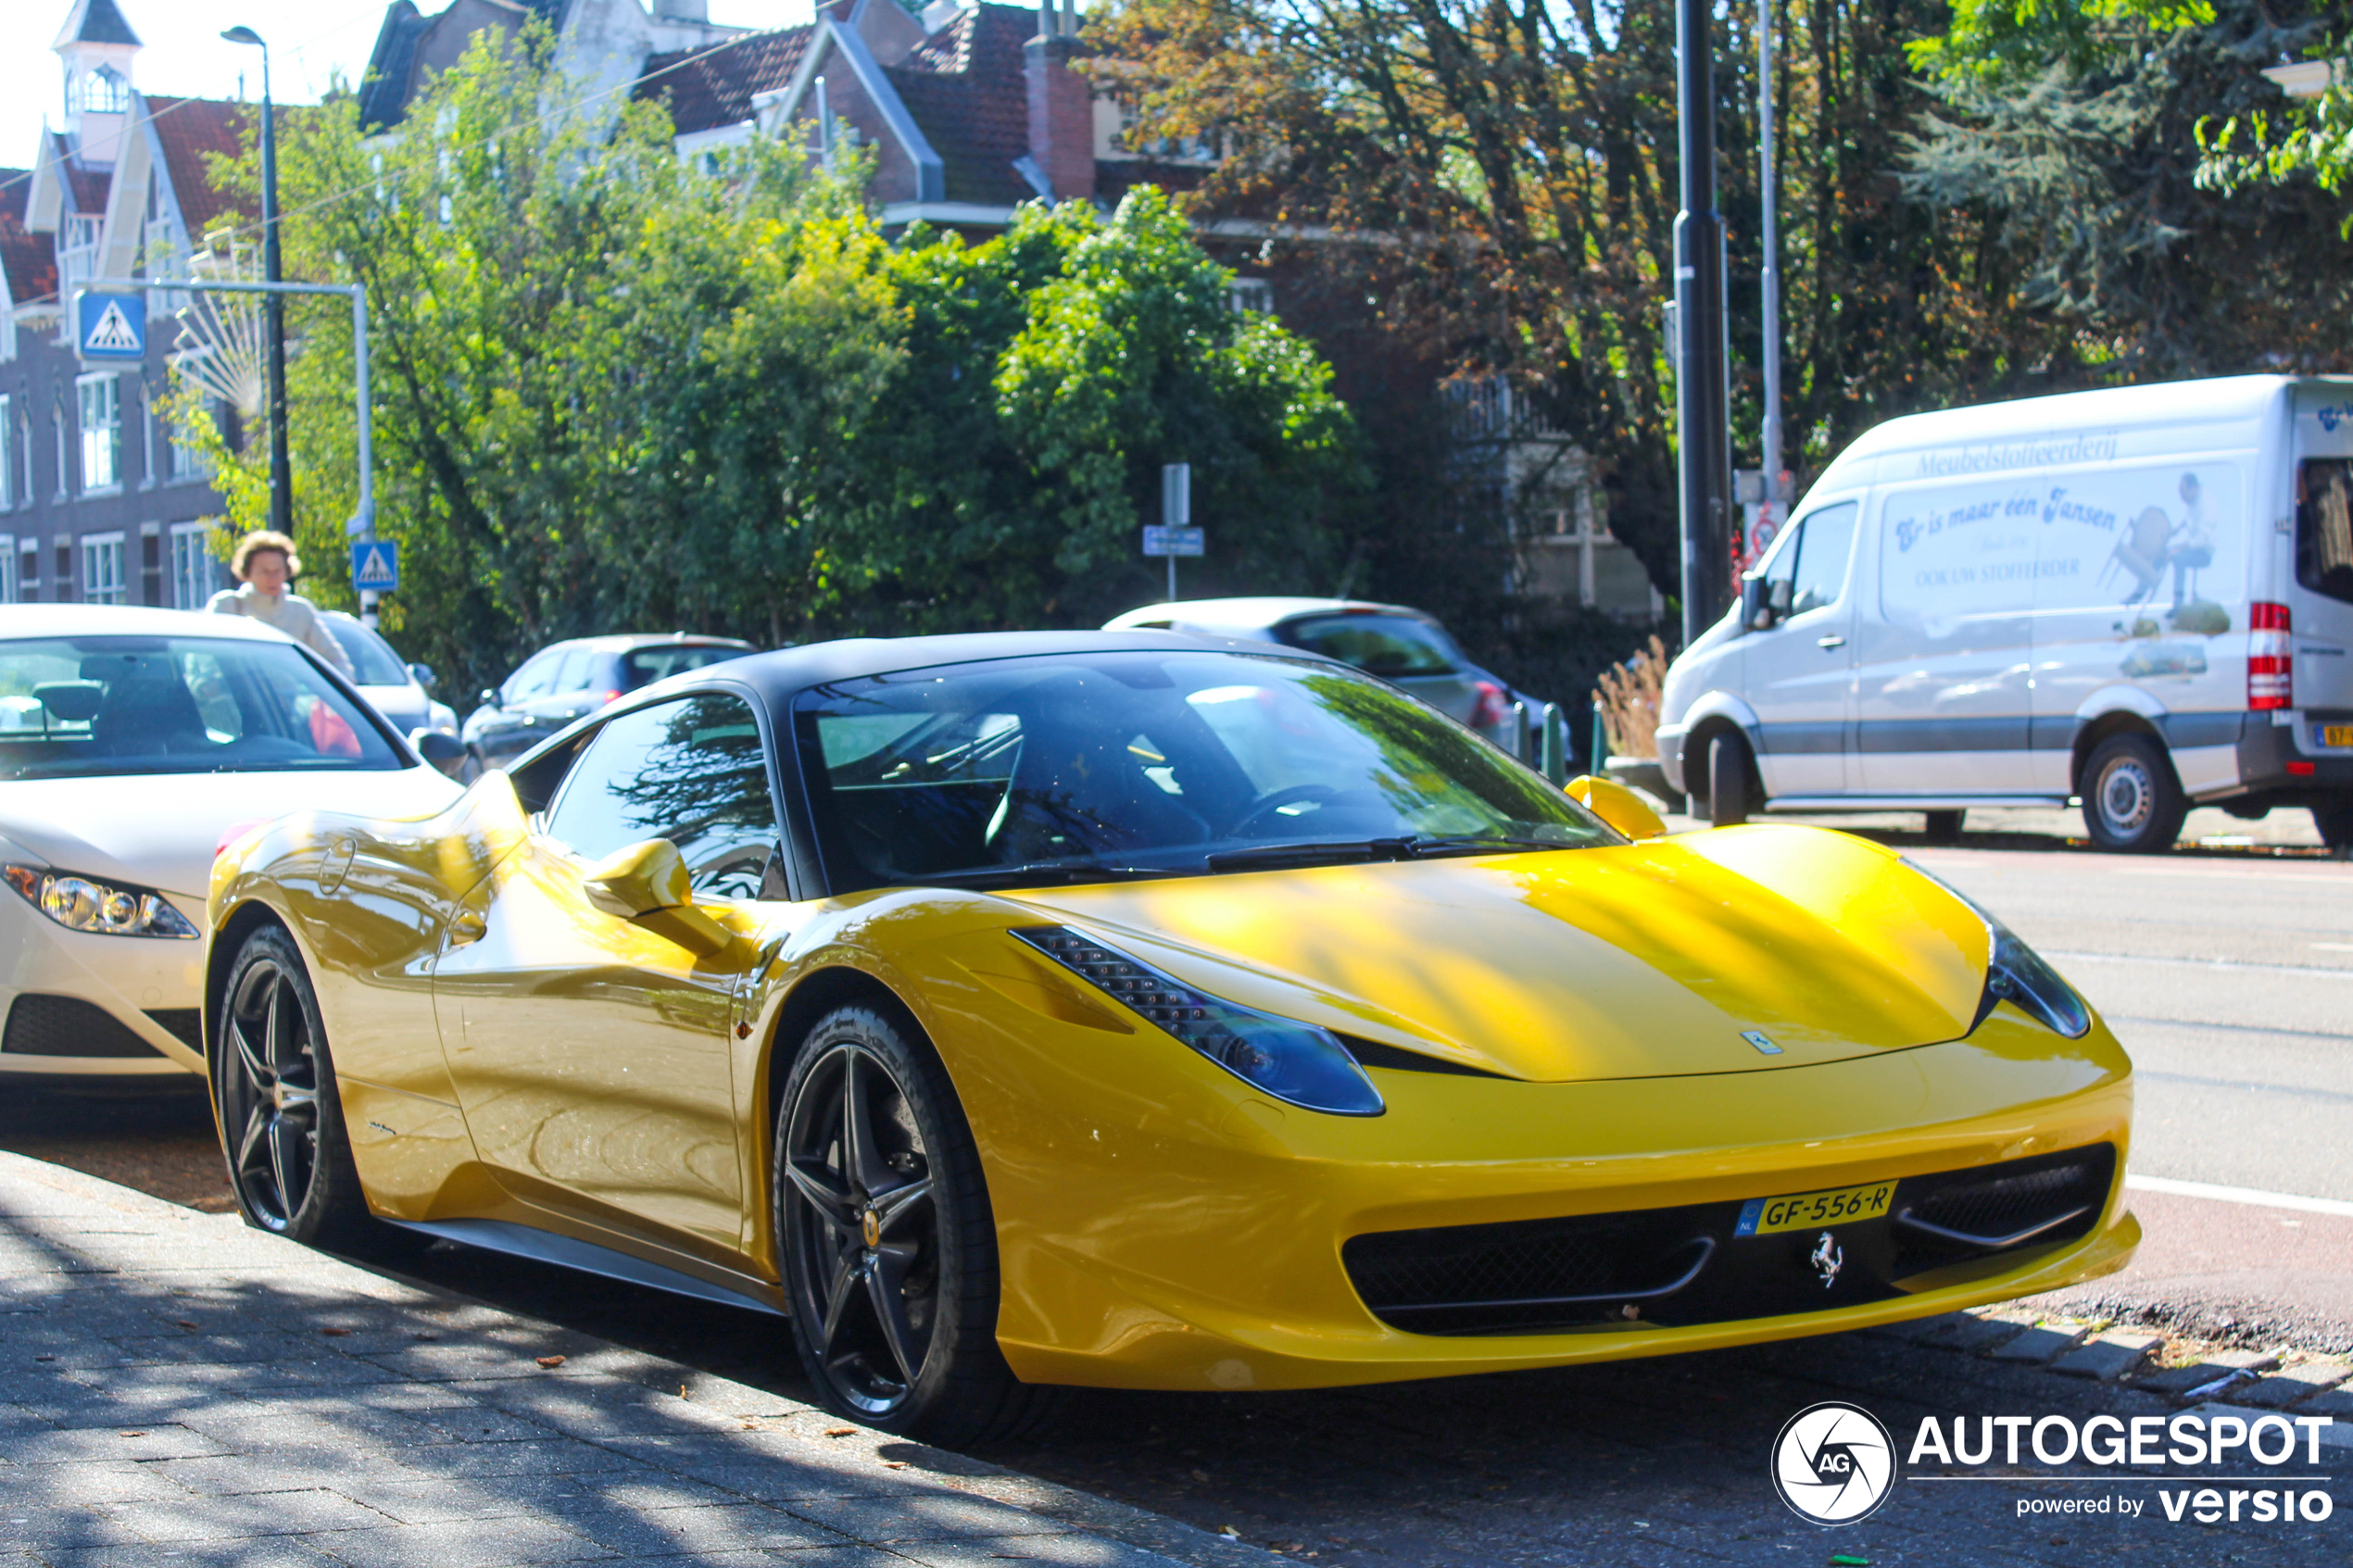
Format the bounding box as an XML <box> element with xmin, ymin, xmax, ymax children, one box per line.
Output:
<box><xmin>1142</xmin><ymin>525</ymin><xmax>1204</xmax><ymax>558</ymax></box>
<box><xmin>75</xmin><ymin>291</ymin><xmax>146</xmax><ymax>362</ymax></box>
<box><xmin>351</xmin><ymin>540</ymin><xmax>400</xmax><ymax>593</ymax></box>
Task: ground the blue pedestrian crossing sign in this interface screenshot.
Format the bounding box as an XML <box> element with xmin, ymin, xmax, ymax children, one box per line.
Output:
<box><xmin>75</xmin><ymin>291</ymin><xmax>146</xmax><ymax>362</ymax></box>
<box><xmin>350</xmin><ymin>540</ymin><xmax>399</xmax><ymax>593</ymax></box>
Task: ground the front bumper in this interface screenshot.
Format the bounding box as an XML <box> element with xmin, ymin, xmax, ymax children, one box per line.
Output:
<box><xmin>977</xmin><ymin>1008</ymin><xmax>2133</xmax><ymax>1392</ymax></box>
<box><xmin>0</xmin><ymin>889</ymin><xmax>206</xmax><ymax>1079</ymax></box>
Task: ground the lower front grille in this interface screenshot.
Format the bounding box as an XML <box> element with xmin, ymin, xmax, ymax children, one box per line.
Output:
<box><xmin>143</xmin><ymin>1010</ymin><xmax>204</xmax><ymax>1051</ymax></box>
<box><xmin>3</xmin><ymin>995</ymin><xmax>167</xmax><ymax>1059</ymax></box>
<box><xmin>1342</xmin><ymin>1143</ymin><xmax>2118</xmax><ymax>1337</ymax></box>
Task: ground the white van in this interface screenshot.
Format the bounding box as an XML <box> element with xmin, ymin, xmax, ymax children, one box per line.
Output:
<box><xmin>1656</xmin><ymin>375</ymin><xmax>2353</xmax><ymax>852</ymax></box>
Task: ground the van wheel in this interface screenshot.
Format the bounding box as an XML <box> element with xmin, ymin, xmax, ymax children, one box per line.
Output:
<box><xmin>1707</xmin><ymin>732</ymin><xmax>1752</xmax><ymax>827</ymax></box>
<box><xmin>1924</xmin><ymin>809</ymin><xmax>1965</xmax><ymax>843</ymax></box>
<box><xmin>2312</xmin><ymin>800</ymin><xmax>2353</xmax><ymax>859</ymax></box>
<box><xmin>2082</xmin><ymin>734</ymin><xmax>2186</xmax><ymax>854</ymax></box>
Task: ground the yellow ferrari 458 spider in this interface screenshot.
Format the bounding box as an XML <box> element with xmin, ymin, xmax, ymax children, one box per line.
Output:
<box><xmin>207</xmin><ymin>632</ymin><xmax>2134</xmax><ymax>1443</ymax></box>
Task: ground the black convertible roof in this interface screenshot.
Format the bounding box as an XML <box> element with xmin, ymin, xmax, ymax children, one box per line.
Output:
<box><xmin>675</xmin><ymin>629</ymin><xmax>1330</xmax><ymax>706</ymax></box>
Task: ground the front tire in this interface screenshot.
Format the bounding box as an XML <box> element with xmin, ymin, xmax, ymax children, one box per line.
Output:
<box><xmin>212</xmin><ymin>925</ymin><xmax>407</xmax><ymax>1259</ymax></box>
<box><xmin>1707</xmin><ymin>731</ymin><xmax>1753</xmax><ymax>827</ymax></box>
<box><xmin>773</xmin><ymin>1001</ymin><xmax>1057</xmax><ymax>1445</ymax></box>
<box><xmin>2081</xmin><ymin>734</ymin><xmax>2186</xmax><ymax>854</ymax></box>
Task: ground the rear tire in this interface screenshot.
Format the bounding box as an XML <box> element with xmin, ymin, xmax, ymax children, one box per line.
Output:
<box><xmin>1707</xmin><ymin>732</ymin><xmax>1752</xmax><ymax>827</ymax></box>
<box><xmin>773</xmin><ymin>1001</ymin><xmax>1061</xmax><ymax>1447</ymax></box>
<box><xmin>1924</xmin><ymin>809</ymin><xmax>1965</xmax><ymax>843</ymax></box>
<box><xmin>2313</xmin><ymin>799</ymin><xmax>2353</xmax><ymax>859</ymax></box>
<box><xmin>212</xmin><ymin>925</ymin><xmax>415</xmax><ymax>1261</ymax></box>
<box><xmin>2081</xmin><ymin>734</ymin><xmax>2186</xmax><ymax>854</ymax></box>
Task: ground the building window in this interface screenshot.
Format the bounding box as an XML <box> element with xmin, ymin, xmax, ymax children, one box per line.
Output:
<box><xmin>1229</xmin><ymin>278</ymin><xmax>1275</xmax><ymax>316</ymax></box>
<box><xmin>0</xmin><ymin>534</ymin><xmax>15</xmax><ymax>603</ymax></box>
<box><xmin>168</xmin><ymin>397</ymin><xmax>215</xmax><ymax>481</ymax></box>
<box><xmin>57</xmin><ymin>214</ymin><xmax>101</xmax><ymax>298</ymax></box>
<box><xmin>82</xmin><ymin>532</ymin><xmax>126</xmax><ymax>605</ymax></box>
<box><xmin>0</xmin><ymin>395</ymin><xmax>11</xmax><ymax>508</ymax></box>
<box><xmin>68</xmin><ymin>64</ymin><xmax>132</xmax><ymax>115</ymax></box>
<box><xmin>170</xmin><ymin>522</ymin><xmax>220</xmax><ymax>608</ymax></box>
<box><xmin>78</xmin><ymin>374</ymin><xmax>121</xmax><ymax>492</ymax></box>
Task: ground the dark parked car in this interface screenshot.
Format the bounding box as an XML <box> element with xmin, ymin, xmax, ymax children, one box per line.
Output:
<box><xmin>459</xmin><ymin>633</ymin><xmax>755</xmax><ymax>776</ymax></box>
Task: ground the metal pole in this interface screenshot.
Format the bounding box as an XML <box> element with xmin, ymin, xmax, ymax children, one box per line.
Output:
<box><xmin>1673</xmin><ymin>0</ymin><xmax>1733</xmax><ymax>652</ymax></box>
<box><xmin>1166</xmin><ymin>553</ymin><xmax>1176</xmax><ymax>603</ymax></box>
<box><xmin>1758</xmin><ymin>0</ymin><xmax>1782</xmax><ymax>508</ymax></box>
<box><xmin>257</xmin><ymin>49</ymin><xmax>293</xmax><ymax>539</ymax></box>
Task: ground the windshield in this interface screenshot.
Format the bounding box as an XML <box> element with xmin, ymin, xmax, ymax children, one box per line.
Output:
<box><xmin>623</xmin><ymin>644</ymin><xmax>750</xmax><ymax>691</ymax></box>
<box><xmin>793</xmin><ymin>650</ymin><xmax>1611</xmax><ymax>893</ymax></box>
<box><xmin>322</xmin><ymin>619</ymin><xmax>409</xmax><ymax>686</ymax></box>
<box><xmin>1274</xmin><ymin>613</ymin><xmax>1463</xmax><ymax>677</ymax></box>
<box><xmin>0</xmin><ymin>635</ymin><xmax>406</xmax><ymax>780</ymax></box>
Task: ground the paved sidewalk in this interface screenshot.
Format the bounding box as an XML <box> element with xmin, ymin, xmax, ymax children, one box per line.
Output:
<box><xmin>0</xmin><ymin>1151</ymin><xmax>1251</xmax><ymax>1568</ymax></box>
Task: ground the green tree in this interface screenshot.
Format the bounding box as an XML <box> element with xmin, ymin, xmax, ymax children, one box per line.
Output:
<box><xmin>849</xmin><ymin>190</ymin><xmax>1365</xmax><ymax>631</ymax></box>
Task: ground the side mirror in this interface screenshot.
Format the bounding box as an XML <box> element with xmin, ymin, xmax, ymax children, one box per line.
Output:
<box><xmin>409</xmin><ymin>728</ymin><xmax>466</xmax><ymax>779</ymax></box>
<box><xmin>1567</xmin><ymin>774</ymin><xmax>1667</xmax><ymax>840</ymax></box>
<box><xmin>581</xmin><ymin>838</ymin><xmax>736</xmax><ymax>957</ymax></box>
<box><xmin>1740</xmin><ymin>574</ymin><xmax>1772</xmax><ymax>632</ymax></box>
<box><xmin>408</xmin><ymin>662</ymin><xmax>437</xmax><ymax>692</ymax></box>
<box><xmin>478</xmin><ymin>688</ymin><xmax>501</xmax><ymax>710</ymax></box>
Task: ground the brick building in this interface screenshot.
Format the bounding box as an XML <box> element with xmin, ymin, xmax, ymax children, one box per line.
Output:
<box><xmin>0</xmin><ymin>0</ymin><xmax>259</xmax><ymax>610</ymax></box>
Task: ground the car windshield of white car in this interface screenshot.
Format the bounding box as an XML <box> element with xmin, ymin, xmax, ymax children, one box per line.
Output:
<box><xmin>793</xmin><ymin>650</ymin><xmax>1611</xmax><ymax>893</ymax></box>
<box><xmin>325</xmin><ymin>621</ymin><xmax>410</xmax><ymax>686</ymax></box>
<box><xmin>0</xmin><ymin>635</ymin><xmax>403</xmax><ymax>779</ymax></box>
<box><xmin>1274</xmin><ymin>613</ymin><xmax>1460</xmax><ymax>677</ymax></box>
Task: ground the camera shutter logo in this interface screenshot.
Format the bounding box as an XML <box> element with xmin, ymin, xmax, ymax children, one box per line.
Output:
<box><xmin>1771</xmin><ymin>1401</ymin><xmax>1896</xmax><ymax>1524</ymax></box>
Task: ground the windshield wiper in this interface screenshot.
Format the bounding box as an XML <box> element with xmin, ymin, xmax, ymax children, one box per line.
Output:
<box><xmin>1204</xmin><ymin>834</ymin><xmax>1578</xmax><ymax>873</ymax></box>
<box><xmin>911</xmin><ymin>860</ymin><xmax>1177</xmax><ymax>889</ymax></box>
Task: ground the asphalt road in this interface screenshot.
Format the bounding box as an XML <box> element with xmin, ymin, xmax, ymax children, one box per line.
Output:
<box><xmin>4</xmin><ymin>817</ymin><xmax>2348</xmax><ymax>1564</ymax></box>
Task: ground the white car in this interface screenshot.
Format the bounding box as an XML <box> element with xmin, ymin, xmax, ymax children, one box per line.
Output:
<box><xmin>0</xmin><ymin>606</ymin><xmax>463</xmax><ymax>1083</ymax></box>
<box><xmin>319</xmin><ymin>610</ymin><xmax>458</xmax><ymax>744</ymax></box>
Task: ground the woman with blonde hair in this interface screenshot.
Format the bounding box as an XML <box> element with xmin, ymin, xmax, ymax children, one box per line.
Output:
<box><xmin>207</xmin><ymin>529</ymin><xmax>355</xmax><ymax>677</ymax></box>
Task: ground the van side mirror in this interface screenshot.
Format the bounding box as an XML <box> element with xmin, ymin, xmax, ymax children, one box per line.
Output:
<box><xmin>1741</xmin><ymin>574</ymin><xmax>1772</xmax><ymax>632</ymax></box>
<box><xmin>1567</xmin><ymin>774</ymin><xmax>1667</xmax><ymax>840</ymax></box>
<box><xmin>581</xmin><ymin>838</ymin><xmax>737</xmax><ymax>957</ymax></box>
<box><xmin>479</xmin><ymin>687</ymin><xmax>501</xmax><ymax>710</ymax></box>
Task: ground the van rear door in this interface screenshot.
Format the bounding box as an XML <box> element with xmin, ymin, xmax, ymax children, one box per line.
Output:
<box><xmin>2287</xmin><ymin>384</ymin><xmax>2353</xmax><ymax>717</ymax></box>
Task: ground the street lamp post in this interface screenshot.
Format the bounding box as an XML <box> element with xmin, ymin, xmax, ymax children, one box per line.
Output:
<box><xmin>220</xmin><ymin>26</ymin><xmax>292</xmax><ymax>540</ymax></box>
<box><xmin>1672</xmin><ymin>0</ymin><xmax>1733</xmax><ymax>652</ymax></box>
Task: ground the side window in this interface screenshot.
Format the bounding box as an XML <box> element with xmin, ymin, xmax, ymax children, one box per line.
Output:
<box><xmin>542</xmin><ymin>693</ymin><xmax>780</xmax><ymax>899</ymax></box>
<box><xmin>1790</xmin><ymin>502</ymin><xmax>1858</xmax><ymax>616</ymax></box>
<box><xmin>505</xmin><ymin>651</ymin><xmax>560</xmax><ymax>703</ymax></box>
<box><xmin>2297</xmin><ymin>459</ymin><xmax>2353</xmax><ymax>606</ymax></box>
<box><xmin>552</xmin><ymin>648</ymin><xmax>596</xmax><ymax>695</ymax></box>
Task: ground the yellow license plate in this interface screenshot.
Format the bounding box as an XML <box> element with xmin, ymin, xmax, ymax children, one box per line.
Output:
<box><xmin>1734</xmin><ymin>1180</ymin><xmax>1895</xmax><ymax>1237</ymax></box>
<box><xmin>2321</xmin><ymin>726</ymin><xmax>2353</xmax><ymax>748</ymax></box>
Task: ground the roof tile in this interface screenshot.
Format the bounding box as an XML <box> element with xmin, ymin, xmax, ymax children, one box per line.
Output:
<box><xmin>887</xmin><ymin>5</ymin><xmax>1037</xmax><ymax>208</ymax></box>
<box><xmin>0</xmin><ymin>167</ymin><xmax>58</xmax><ymax>306</ymax></box>
<box><xmin>635</xmin><ymin>28</ymin><xmax>815</xmax><ymax>137</ymax></box>
<box><xmin>143</xmin><ymin>95</ymin><xmax>258</xmax><ymax>238</ymax></box>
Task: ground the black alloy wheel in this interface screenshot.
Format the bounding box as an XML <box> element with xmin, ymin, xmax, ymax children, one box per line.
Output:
<box><xmin>773</xmin><ymin>1002</ymin><xmax>1057</xmax><ymax>1445</ymax></box>
<box><xmin>212</xmin><ymin>925</ymin><xmax>406</xmax><ymax>1257</ymax></box>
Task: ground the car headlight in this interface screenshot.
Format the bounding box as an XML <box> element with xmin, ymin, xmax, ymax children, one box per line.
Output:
<box><xmin>1013</xmin><ymin>926</ymin><xmax>1385</xmax><ymax>1116</ymax></box>
<box><xmin>2</xmin><ymin>864</ymin><xmax>200</xmax><ymax>939</ymax></box>
<box><xmin>1982</xmin><ymin>918</ymin><xmax>2091</xmax><ymax>1037</ymax></box>
<box><xmin>1903</xmin><ymin>859</ymin><xmax>2089</xmax><ymax>1038</ymax></box>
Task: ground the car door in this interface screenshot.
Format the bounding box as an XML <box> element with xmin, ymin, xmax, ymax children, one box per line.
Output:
<box><xmin>1742</xmin><ymin>499</ymin><xmax>1860</xmax><ymax>798</ymax></box>
<box><xmin>434</xmin><ymin>688</ymin><xmax>780</xmax><ymax>1254</ymax></box>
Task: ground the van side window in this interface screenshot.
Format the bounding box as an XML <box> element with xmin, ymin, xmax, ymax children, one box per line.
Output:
<box><xmin>2297</xmin><ymin>460</ymin><xmax>2353</xmax><ymax>605</ymax></box>
<box><xmin>1763</xmin><ymin>502</ymin><xmax>1859</xmax><ymax>619</ymax></box>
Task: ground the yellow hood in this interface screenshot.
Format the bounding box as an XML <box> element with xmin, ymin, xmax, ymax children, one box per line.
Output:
<box><xmin>1009</xmin><ymin>825</ymin><xmax>1991</xmax><ymax>1083</ymax></box>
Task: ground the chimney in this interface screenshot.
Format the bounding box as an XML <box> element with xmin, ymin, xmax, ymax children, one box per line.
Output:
<box><xmin>1025</xmin><ymin>5</ymin><xmax>1093</xmax><ymax>202</ymax></box>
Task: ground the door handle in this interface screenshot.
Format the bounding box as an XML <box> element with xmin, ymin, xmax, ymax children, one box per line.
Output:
<box><xmin>1817</xmin><ymin>635</ymin><xmax>1846</xmax><ymax>649</ymax></box>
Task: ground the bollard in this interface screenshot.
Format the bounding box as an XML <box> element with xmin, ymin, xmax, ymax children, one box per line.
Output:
<box><xmin>1540</xmin><ymin>703</ymin><xmax>1568</xmax><ymax>784</ymax></box>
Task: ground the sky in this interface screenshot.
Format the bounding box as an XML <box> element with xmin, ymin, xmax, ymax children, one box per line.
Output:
<box><xmin>3</xmin><ymin>0</ymin><xmax>806</xmax><ymax>176</ymax></box>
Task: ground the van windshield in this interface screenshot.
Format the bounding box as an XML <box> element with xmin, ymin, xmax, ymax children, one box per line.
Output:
<box><xmin>2297</xmin><ymin>460</ymin><xmax>2353</xmax><ymax>606</ymax></box>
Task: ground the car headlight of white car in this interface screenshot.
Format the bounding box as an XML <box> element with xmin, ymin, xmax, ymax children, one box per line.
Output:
<box><xmin>2</xmin><ymin>863</ymin><xmax>200</xmax><ymax>939</ymax></box>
